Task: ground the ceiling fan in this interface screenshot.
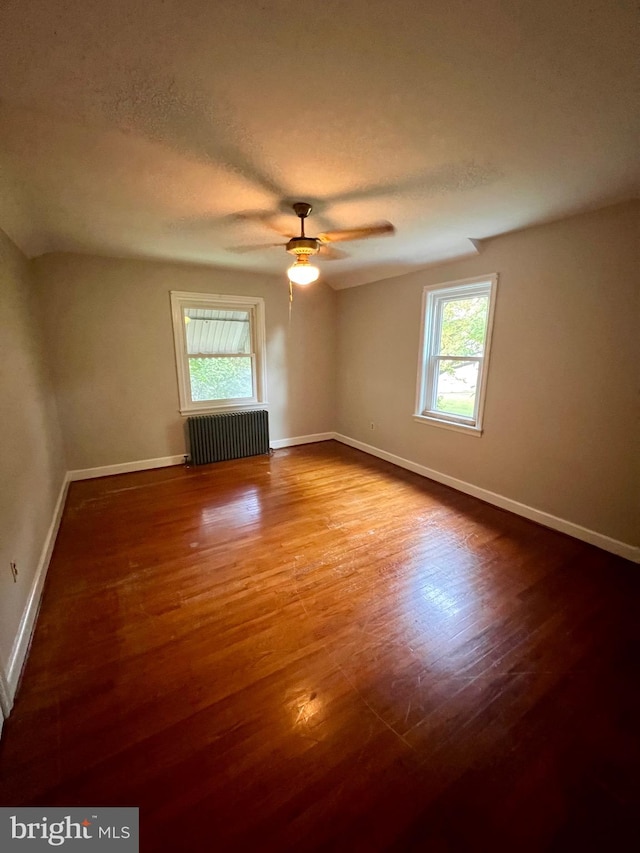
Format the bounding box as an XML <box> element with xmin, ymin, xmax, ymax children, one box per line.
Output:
<box><xmin>231</xmin><ymin>202</ymin><xmax>395</xmax><ymax>285</ymax></box>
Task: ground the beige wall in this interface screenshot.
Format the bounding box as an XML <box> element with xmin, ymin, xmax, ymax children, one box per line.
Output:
<box><xmin>33</xmin><ymin>254</ymin><xmax>337</xmax><ymax>471</ymax></box>
<box><xmin>336</xmin><ymin>202</ymin><xmax>640</xmax><ymax>546</ymax></box>
<box><xmin>0</xmin><ymin>230</ymin><xmax>66</xmax><ymax>677</ymax></box>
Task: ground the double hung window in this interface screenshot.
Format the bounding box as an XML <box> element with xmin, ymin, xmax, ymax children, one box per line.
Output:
<box><xmin>170</xmin><ymin>291</ymin><xmax>267</xmax><ymax>414</ymax></box>
<box><xmin>415</xmin><ymin>275</ymin><xmax>497</xmax><ymax>433</ymax></box>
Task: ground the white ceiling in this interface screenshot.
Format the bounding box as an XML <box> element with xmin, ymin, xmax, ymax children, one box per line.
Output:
<box><xmin>0</xmin><ymin>0</ymin><xmax>637</xmax><ymax>289</ymax></box>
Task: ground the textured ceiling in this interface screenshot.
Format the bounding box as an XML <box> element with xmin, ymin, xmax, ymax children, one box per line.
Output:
<box><xmin>0</xmin><ymin>0</ymin><xmax>637</xmax><ymax>288</ymax></box>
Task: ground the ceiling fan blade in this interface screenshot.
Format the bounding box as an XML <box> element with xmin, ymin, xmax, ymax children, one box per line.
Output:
<box><xmin>318</xmin><ymin>221</ymin><xmax>395</xmax><ymax>243</ymax></box>
<box><xmin>226</xmin><ymin>242</ymin><xmax>287</xmax><ymax>253</ymax></box>
<box><xmin>318</xmin><ymin>244</ymin><xmax>349</xmax><ymax>260</ymax></box>
<box><xmin>232</xmin><ymin>210</ymin><xmax>296</xmax><ymax>238</ymax></box>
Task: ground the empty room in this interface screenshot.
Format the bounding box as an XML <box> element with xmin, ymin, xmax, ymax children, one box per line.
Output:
<box><xmin>0</xmin><ymin>1</ymin><xmax>638</xmax><ymax>850</ymax></box>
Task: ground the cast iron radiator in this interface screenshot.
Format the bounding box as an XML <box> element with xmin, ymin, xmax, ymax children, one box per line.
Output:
<box><xmin>187</xmin><ymin>410</ymin><xmax>270</xmax><ymax>465</ymax></box>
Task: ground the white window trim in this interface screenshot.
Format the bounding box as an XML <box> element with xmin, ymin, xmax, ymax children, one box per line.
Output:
<box><xmin>414</xmin><ymin>274</ymin><xmax>498</xmax><ymax>435</ymax></box>
<box><xmin>170</xmin><ymin>291</ymin><xmax>267</xmax><ymax>416</ymax></box>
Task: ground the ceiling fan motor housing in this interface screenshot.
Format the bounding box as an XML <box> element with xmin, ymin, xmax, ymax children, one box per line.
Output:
<box><xmin>286</xmin><ymin>237</ymin><xmax>321</xmax><ymax>256</ymax></box>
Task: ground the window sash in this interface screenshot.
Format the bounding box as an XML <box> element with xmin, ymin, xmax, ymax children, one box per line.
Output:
<box><xmin>425</xmin><ymin>356</ymin><xmax>483</xmax><ymax>425</ymax></box>
<box><xmin>184</xmin><ymin>310</ymin><xmax>252</xmax><ymax>356</ymax></box>
<box><xmin>433</xmin><ymin>294</ymin><xmax>488</xmax><ymax>358</ymax></box>
<box><xmin>187</xmin><ymin>354</ymin><xmax>256</xmax><ymax>404</ymax></box>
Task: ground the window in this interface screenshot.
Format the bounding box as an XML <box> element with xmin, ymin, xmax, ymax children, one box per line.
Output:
<box><xmin>415</xmin><ymin>274</ymin><xmax>497</xmax><ymax>434</ymax></box>
<box><xmin>170</xmin><ymin>291</ymin><xmax>267</xmax><ymax>414</ymax></box>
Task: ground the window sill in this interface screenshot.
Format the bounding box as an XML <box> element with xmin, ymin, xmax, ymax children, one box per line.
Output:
<box><xmin>180</xmin><ymin>402</ymin><xmax>270</xmax><ymax>417</ymax></box>
<box><xmin>412</xmin><ymin>414</ymin><xmax>483</xmax><ymax>437</ymax></box>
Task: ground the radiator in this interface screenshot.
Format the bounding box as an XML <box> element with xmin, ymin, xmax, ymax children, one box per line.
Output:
<box><xmin>187</xmin><ymin>410</ymin><xmax>270</xmax><ymax>465</ymax></box>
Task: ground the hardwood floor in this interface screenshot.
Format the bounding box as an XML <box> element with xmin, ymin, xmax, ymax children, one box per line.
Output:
<box><xmin>0</xmin><ymin>441</ymin><xmax>638</xmax><ymax>851</ymax></box>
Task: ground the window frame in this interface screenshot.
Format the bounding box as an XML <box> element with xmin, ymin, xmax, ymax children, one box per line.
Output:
<box><xmin>170</xmin><ymin>291</ymin><xmax>267</xmax><ymax>415</ymax></box>
<box><xmin>414</xmin><ymin>274</ymin><xmax>498</xmax><ymax>436</ymax></box>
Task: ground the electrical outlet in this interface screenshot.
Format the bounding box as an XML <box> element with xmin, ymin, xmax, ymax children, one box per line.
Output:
<box><xmin>10</xmin><ymin>561</ymin><xmax>18</xmax><ymax>583</ymax></box>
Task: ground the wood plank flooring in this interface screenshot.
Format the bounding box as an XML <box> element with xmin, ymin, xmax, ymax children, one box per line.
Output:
<box><xmin>0</xmin><ymin>441</ymin><xmax>638</xmax><ymax>851</ymax></box>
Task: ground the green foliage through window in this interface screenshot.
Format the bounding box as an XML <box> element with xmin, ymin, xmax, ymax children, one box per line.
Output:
<box><xmin>439</xmin><ymin>297</ymin><xmax>488</xmax><ymax>357</ymax></box>
<box><xmin>189</xmin><ymin>357</ymin><xmax>253</xmax><ymax>401</ymax></box>
<box><xmin>435</xmin><ymin>394</ymin><xmax>475</xmax><ymax>417</ymax></box>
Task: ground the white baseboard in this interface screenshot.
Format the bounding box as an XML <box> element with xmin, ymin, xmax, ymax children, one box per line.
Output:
<box><xmin>68</xmin><ymin>454</ymin><xmax>185</xmax><ymax>481</ymax></box>
<box><xmin>5</xmin><ymin>473</ymin><xmax>70</xmax><ymax>704</ymax></box>
<box><xmin>334</xmin><ymin>433</ymin><xmax>640</xmax><ymax>563</ymax></box>
<box><xmin>0</xmin><ymin>670</ymin><xmax>11</xmax><ymax>720</ymax></box>
<box><xmin>0</xmin><ymin>670</ymin><xmax>10</xmax><ymax>735</ymax></box>
<box><xmin>69</xmin><ymin>441</ymin><xmax>337</xmax><ymax>474</ymax></box>
<box><xmin>270</xmin><ymin>432</ymin><xmax>335</xmax><ymax>449</ymax></box>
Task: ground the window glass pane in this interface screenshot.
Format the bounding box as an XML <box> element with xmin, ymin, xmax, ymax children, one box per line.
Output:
<box><xmin>189</xmin><ymin>356</ymin><xmax>253</xmax><ymax>401</ymax></box>
<box><xmin>438</xmin><ymin>296</ymin><xmax>488</xmax><ymax>357</ymax></box>
<box><xmin>433</xmin><ymin>359</ymin><xmax>479</xmax><ymax>418</ymax></box>
<box><xmin>184</xmin><ymin>308</ymin><xmax>251</xmax><ymax>355</ymax></box>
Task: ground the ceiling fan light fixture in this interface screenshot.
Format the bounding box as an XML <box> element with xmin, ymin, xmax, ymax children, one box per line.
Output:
<box><xmin>230</xmin><ymin>201</ymin><xmax>394</xmax><ymax>288</ymax></box>
<box><xmin>287</xmin><ymin>256</ymin><xmax>320</xmax><ymax>285</ymax></box>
